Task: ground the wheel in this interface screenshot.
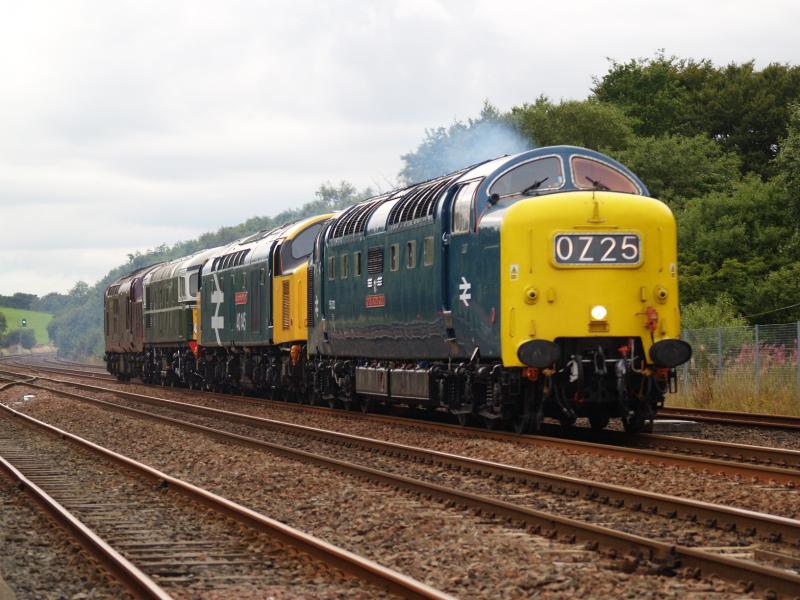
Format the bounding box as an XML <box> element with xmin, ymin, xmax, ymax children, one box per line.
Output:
<box><xmin>513</xmin><ymin>415</ymin><xmax>532</xmax><ymax>434</ymax></box>
<box><xmin>589</xmin><ymin>413</ymin><xmax>610</xmax><ymax>431</ymax></box>
<box><xmin>360</xmin><ymin>398</ymin><xmax>371</xmax><ymax>414</ymax></box>
<box><xmin>558</xmin><ymin>416</ymin><xmax>576</xmax><ymax>430</ymax></box>
<box><xmin>452</xmin><ymin>411</ymin><xmax>470</xmax><ymax>427</ymax></box>
<box><xmin>482</xmin><ymin>416</ymin><xmax>500</xmax><ymax>430</ymax></box>
<box><xmin>622</xmin><ymin>410</ymin><xmax>647</xmax><ymax>434</ymax></box>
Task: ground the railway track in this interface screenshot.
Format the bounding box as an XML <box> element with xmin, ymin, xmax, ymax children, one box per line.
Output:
<box><xmin>3</xmin><ymin>374</ymin><xmax>800</xmax><ymax>597</ymax></box>
<box><xmin>0</xmin><ymin>384</ymin><xmax>451</xmax><ymax>600</ymax></box>
<box><xmin>661</xmin><ymin>405</ymin><xmax>800</xmax><ymax>431</ymax></box>
<box><xmin>3</xmin><ymin>362</ymin><xmax>799</xmax><ymax>481</ymax></box>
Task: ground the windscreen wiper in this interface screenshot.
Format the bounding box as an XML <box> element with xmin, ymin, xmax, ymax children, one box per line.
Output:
<box><xmin>521</xmin><ymin>177</ymin><xmax>549</xmax><ymax>195</ymax></box>
<box><xmin>585</xmin><ymin>176</ymin><xmax>610</xmax><ymax>191</ymax></box>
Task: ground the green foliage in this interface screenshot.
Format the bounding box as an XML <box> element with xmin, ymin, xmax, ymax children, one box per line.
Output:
<box><xmin>776</xmin><ymin>102</ymin><xmax>800</xmax><ymax>214</ymax></box>
<box><xmin>399</xmin><ymin>102</ymin><xmax>530</xmax><ymax>184</ymax></box>
<box><xmin>509</xmin><ymin>96</ymin><xmax>635</xmax><ymax>151</ymax></box>
<box><xmin>678</xmin><ymin>176</ymin><xmax>800</xmax><ymax>321</ymax></box>
<box><xmin>0</xmin><ymin>312</ymin><xmax>6</xmax><ymax>335</ymax></box>
<box><xmin>0</xmin><ymin>328</ymin><xmax>37</xmax><ymax>350</ymax></box>
<box><xmin>0</xmin><ymin>292</ymin><xmax>37</xmax><ymax>310</ymax></box>
<box><xmin>681</xmin><ymin>293</ymin><xmax>748</xmax><ymax>329</ymax></box>
<box><xmin>609</xmin><ymin>134</ymin><xmax>741</xmax><ymax>208</ymax></box>
<box><xmin>594</xmin><ymin>54</ymin><xmax>800</xmax><ymax>177</ymax></box>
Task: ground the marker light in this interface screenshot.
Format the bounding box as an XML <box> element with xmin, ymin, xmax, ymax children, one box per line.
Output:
<box><xmin>590</xmin><ymin>305</ymin><xmax>607</xmax><ymax>321</ymax></box>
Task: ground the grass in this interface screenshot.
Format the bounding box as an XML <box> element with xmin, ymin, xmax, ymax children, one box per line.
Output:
<box><xmin>667</xmin><ymin>364</ymin><xmax>800</xmax><ymax>417</ymax></box>
<box><xmin>0</xmin><ymin>305</ymin><xmax>53</xmax><ymax>345</ymax></box>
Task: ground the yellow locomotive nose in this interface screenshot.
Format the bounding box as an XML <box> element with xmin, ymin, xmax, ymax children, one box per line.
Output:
<box><xmin>499</xmin><ymin>191</ymin><xmax>682</xmax><ymax>368</ymax></box>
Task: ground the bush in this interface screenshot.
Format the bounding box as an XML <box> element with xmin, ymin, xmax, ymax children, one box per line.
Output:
<box><xmin>0</xmin><ymin>328</ymin><xmax>37</xmax><ymax>350</ymax></box>
<box><xmin>0</xmin><ymin>312</ymin><xmax>6</xmax><ymax>335</ymax></box>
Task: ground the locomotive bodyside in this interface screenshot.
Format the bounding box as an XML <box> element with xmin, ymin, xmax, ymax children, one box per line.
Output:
<box><xmin>197</xmin><ymin>214</ymin><xmax>333</xmax><ymax>393</ymax></box>
<box><xmin>104</xmin><ymin>264</ymin><xmax>161</xmax><ymax>379</ymax></box>
<box><xmin>307</xmin><ymin>146</ymin><xmax>690</xmax><ymax>431</ymax></box>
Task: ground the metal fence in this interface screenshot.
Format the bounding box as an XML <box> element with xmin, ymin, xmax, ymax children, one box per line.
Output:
<box><xmin>680</xmin><ymin>322</ymin><xmax>800</xmax><ymax>405</ymax></box>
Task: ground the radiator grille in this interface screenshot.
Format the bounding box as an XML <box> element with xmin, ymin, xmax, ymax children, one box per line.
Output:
<box><xmin>306</xmin><ymin>266</ymin><xmax>315</xmax><ymax>327</ymax></box>
<box><xmin>282</xmin><ymin>279</ymin><xmax>291</xmax><ymax>329</ymax></box>
<box><xmin>367</xmin><ymin>246</ymin><xmax>384</xmax><ymax>274</ymax></box>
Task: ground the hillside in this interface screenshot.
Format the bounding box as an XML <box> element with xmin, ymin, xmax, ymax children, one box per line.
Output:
<box><xmin>0</xmin><ymin>305</ymin><xmax>52</xmax><ymax>345</ymax></box>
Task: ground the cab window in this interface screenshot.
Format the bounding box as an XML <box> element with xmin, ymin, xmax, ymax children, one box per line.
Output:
<box><xmin>452</xmin><ymin>180</ymin><xmax>480</xmax><ymax>234</ymax></box>
<box><xmin>571</xmin><ymin>156</ymin><xmax>639</xmax><ymax>194</ymax></box>
<box><xmin>281</xmin><ymin>222</ymin><xmax>324</xmax><ymax>273</ymax></box>
<box><xmin>488</xmin><ymin>156</ymin><xmax>563</xmax><ymax>198</ymax></box>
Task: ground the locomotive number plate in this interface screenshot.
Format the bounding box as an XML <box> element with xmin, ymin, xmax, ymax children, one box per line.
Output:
<box><xmin>553</xmin><ymin>233</ymin><xmax>640</xmax><ymax>265</ymax></box>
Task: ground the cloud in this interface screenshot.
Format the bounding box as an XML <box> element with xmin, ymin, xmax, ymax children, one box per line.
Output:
<box><xmin>0</xmin><ymin>0</ymin><xmax>798</xmax><ymax>295</ymax></box>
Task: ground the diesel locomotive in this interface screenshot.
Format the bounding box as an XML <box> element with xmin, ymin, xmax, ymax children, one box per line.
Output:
<box><xmin>105</xmin><ymin>146</ymin><xmax>691</xmax><ymax>433</ymax></box>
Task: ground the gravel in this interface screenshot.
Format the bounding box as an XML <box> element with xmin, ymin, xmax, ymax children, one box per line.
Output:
<box><xmin>2</xmin><ymin>385</ymin><xmax>758</xmax><ymax>599</ymax></box>
<box><xmin>0</xmin><ymin>466</ymin><xmax>131</xmax><ymax>600</ymax></box>
<box><xmin>68</xmin><ymin>381</ymin><xmax>800</xmax><ymax>522</ymax></box>
<box><xmin>0</xmin><ymin>407</ymin><xmax>374</xmax><ymax>600</ymax></box>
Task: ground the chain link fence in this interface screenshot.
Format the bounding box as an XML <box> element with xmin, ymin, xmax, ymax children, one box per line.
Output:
<box><xmin>678</xmin><ymin>322</ymin><xmax>800</xmax><ymax>412</ymax></box>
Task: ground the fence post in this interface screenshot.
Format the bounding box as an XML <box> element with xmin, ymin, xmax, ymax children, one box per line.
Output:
<box><xmin>717</xmin><ymin>328</ymin><xmax>724</xmax><ymax>375</ymax></box>
<box><xmin>754</xmin><ymin>324</ymin><xmax>760</xmax><ymax>400</ymax></box>
<box><xmin>682</xmin><ymin>329</ymin><xmax>690</xmax><ymax>390</ymax></box>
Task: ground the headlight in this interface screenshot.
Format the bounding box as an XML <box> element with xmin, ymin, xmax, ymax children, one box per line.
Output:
<box><xmin>590</xmin><ymin>305</ymin><xmax>607</xmax><ymax>321</ymax></box>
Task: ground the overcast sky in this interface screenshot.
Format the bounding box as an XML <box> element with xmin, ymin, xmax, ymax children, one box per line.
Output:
<box><xmin>1</xmin><ymin>0</ymin><xmax>798</xmax><ymax>296</ymax></box>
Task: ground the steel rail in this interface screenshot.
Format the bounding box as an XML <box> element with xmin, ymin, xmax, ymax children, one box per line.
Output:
<box><xmin>660</xmin><ymin>406</ymin><xmax>800</xmax><ymax>431</ymax></box>
<box><xmin>9</xmin><ymin>370</ymin><xmax>799</xmax><ymax>487</ymax></box>
<box><xmin>564</xmin><ymin>428</ymin><xmax>800</xmax><ymax>468</ymax></box>
<box><xmin>15</xmin><ymin>374</ymin><xmax>800</xmax><ymax>547</ymax></box>
<box><xmin>0</xmin><ymin>400</ymin><xmax>453</xmax><ymax>600</ymax></box>
<box><xmin>3</xmin><ymin>380</ymin><xmax>798</xmax><ymax>597</ymax></box>
<box><xmin>4</xmin><ymin>364</ymin><xmax>799</xmax><ymax>477</ymax></box>
<box><xmin>0</xmin><ymin>441</ymin><xmax>172</xmax><ymax>599</ymax></box>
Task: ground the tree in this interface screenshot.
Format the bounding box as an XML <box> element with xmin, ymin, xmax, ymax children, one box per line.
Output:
<box><xmin>594</xmin><ymin>54</ymin><xmax>800</xmax><ymax>177</ymax></box>
<box><xmin>681</xmin><ymin>293</ymin><xmax>748</xmax><ymax>329</ymax></box>
<box><xmin>776</xmin><ymin>102</ymin><xmax>800</xmax><ymax>217</ymax></box>
<box><xmin>0</xmin><ymin>312</ymin><xmax>6</xmax><ymax>335</ymax></box>
<box><xmin>592</xmin><ymin>53</ymin><xmax>712</xmax><ymax>138</ymax></box>
<box><xmin>678</xmin><ymin>176</ymin><xmax>800</xmax><ymax>320</ymax></box>
<box><xmin>399</xmin><ymin>102</ymin><xmax>530</xmax><ymax>184</ymax></box>
<box><xmin>509</xmin><ymin>96</ymin><xmax>635</xmax><ymax>152</ymax></box>
<box><xmin>0</xmin><ymin>329</ymin><xmax>36</xmax><ymax>350</ymax></box>
<box><xmin>609</xmin><ymin>134</ymin><xmax>741</xmax><ymax>209</ymax></box>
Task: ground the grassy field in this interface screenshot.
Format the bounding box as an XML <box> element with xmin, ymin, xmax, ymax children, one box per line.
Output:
<box><xmin>667</xmin><ymin>365</ymin><xmax>800</xmax><ymax>417</ymax></box>
<box><xmin>0</xmin><ymin>305</ymin><xmax>52</xmax><ymax>345</ymax></box>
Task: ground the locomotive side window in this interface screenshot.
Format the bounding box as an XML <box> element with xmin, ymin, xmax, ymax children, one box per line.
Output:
<box><xmin>354</xmin><ymin>251</ymin><xmax>362</xmax><ymax>276</ymax></box>
<box><xmin>571</xmin><ymin>156</ymin><xmax>639</xmax><ymax>194</ymax></box>
<box><xmin>390</xmin><ymin>244</ymin><xmax>399</xmax><ymax>271</ymax></box>
<box><xmin>188</xmin><ymin>273</ymin><xmax>199</xmax><ymax>297</ymax></box>
<box><xmin>423</xmin><ymin>237</ymin><xmax>434</xmax><ymax>266</ymax></box>
<box><xmin>488</xmin><ymin>157</ymin><xmax>563</xmax><ymax>198</ymax></box>
<box><xmin>327</xmin><ymin>255</ymin><xmax>335</xmax><ymax>280</ymax></box>
<box><xmin>341</xmin><ymin>254</ymin><xmax>349</xmax><ymax>279</ymax></box>
<box><xmin>452</xmin><ymin>180</ymin><xmax>479</xmax><ymax>234</ymax></box>
<box><xmin>406</xmin><ymin>240</ymin><xmax>416</xmax><ymax>269</ymax></box>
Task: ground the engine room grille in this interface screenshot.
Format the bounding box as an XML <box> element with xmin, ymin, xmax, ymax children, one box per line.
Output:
<box><xmin>367</xmin><ymin>247</ymin><xmax>384</xmax><ymax>274</ymax></box>
<box><xmin>282</xmin><ymin>279</ymin><xmax>291</xmax><ymax>329</ymax></box>
<box><xmin>306</xmin><ymin>266</ymin><xmax>315</xmax><ymax>327</ymax></box>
